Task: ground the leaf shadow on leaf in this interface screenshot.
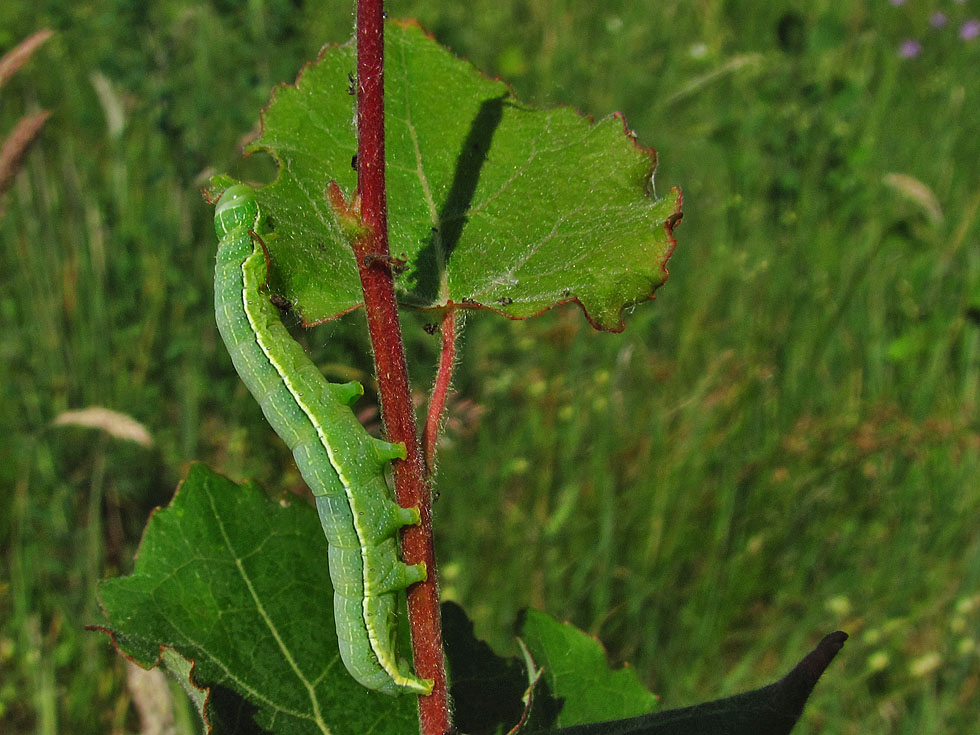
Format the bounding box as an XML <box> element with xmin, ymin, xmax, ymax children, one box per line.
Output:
<box><xmin>442</xmin><ymin>601</ymin><xmax>528</xmax><ymax>734</ymax></box>
<box><xmin>522</xmin><ymin>671</ymin><xmax>563</xmax><ymax>733</ymax></box>
<box><xmin>539</xmin><ymin>631</ymin><xmax>848</xmax><ymax>735</ymax></box>
<box><xmin>205</xmin><ymin>683</ymin><xmax>270</xmax><ymax>735</ymax></box>
<box><xmin>89</xmin><ymin>625</ymin><xmax>270</xmax><ymax>735</ymax></box>
<box><xmin>413</xmin><ymin>94</ymin><xmax>508</xmax><ymax>303</ymax></box>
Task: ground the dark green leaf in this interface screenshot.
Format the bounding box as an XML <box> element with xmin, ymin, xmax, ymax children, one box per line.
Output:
<box><xmin>442</xmin><ymin>601</ymin><xmax>528</xmax><ymax>735</ymax></box>
<box><xmin>250</xmin><ymin>20</ymin><xmax>680</xmax><ymax>331</ymax></box>
<box><xmin>96</xmin><ymin>464</ymin><xmax>416</xmax><ymax>735</ymax></box>
<box><xmin>540</xmin><ymin>631</ymin><xmax>848</xmax><ymax>735</ymax></box>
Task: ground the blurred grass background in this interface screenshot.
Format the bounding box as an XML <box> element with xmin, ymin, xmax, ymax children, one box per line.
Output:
<box><xmin>2</xmin><ymin>0</ymin><xmax>979</xmax><ymax>733</ymax></box>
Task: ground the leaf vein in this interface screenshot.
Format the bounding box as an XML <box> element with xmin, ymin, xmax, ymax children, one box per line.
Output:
<box><xmin>205</xmin><ymin>488</ymin><xmax>332</xmax><ymax>735</ymax></box>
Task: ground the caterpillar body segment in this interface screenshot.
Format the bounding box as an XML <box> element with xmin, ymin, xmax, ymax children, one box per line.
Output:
<box><xmin>213</xmin><ymin>184</ymin><xmax>432</xmax><ymax>696</ymax></box>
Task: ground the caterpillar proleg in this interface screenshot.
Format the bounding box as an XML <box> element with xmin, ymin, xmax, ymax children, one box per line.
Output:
<box><xmin>213</xmin><ymin>183</ymin><xmax>432</xmax><ymax>696</ymax></box>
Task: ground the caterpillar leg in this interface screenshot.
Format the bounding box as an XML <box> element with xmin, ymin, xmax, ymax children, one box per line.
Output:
<box><xmin>393</xmin><ymin>504</ymin><xmax>421</xmax><ymax>528</ymax></box>
<box><xmin>372</xmin><ymin>560</ymin><xmax>427</xmax><ymax>595</ymax></box>
<box><xmin>334</xmin><ymin>592</ymin><xmax>434</xmax><ymax>696</ymax></box>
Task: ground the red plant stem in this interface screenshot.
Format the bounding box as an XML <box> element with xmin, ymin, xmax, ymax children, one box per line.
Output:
<box><xmin>355</xmin><ymin>3</ymin><xmax>452</xmax><ymax>733</ymax></box>
<box><xmin>422</xmin><ymin>310</ymin><xmax>457</xmax><ymax>475</ymax></box>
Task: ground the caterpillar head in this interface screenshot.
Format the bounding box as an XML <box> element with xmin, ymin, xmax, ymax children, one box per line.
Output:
<box><xmin>214</xmin><ymin>184</ymin><xmax>259</xmax><ymax>239</ymax></box>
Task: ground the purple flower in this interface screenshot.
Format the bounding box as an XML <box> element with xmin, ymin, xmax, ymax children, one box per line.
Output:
<box><xmin>899</xmin><ymin>39</ymin><xmax>922</xmax><ymax>58</ymax></box>
<box><xmin>962</xmin><ymin>19</ymin><xmax>980</xmax><ymax>40</ymax></box>
<box><xmin>890</xmin><ymin>0</ymin><xmax>906</xmax><ymax>6</ymax></box>
<box><xmin>931</xmin><ymin>12</ymin><xmax>948</xmax><ymax>28</ymax></box>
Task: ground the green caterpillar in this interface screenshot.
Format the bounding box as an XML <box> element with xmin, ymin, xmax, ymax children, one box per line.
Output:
<box><xmin>213</xmin><ymin>183</ymin><xmax>432</xmax><ymax>696</ymax></box>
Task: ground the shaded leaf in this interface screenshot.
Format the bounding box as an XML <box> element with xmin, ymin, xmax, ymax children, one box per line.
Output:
<box><xmin>442</xmin><ymin>601</ymin><xmax>528</xmax><ymax>735</ymax></box>
<box><xmin>248</xmin><ymin>20</ymin><xmax>680</xmax><ymax>331</ymax></box>
<box><xmin>540</xmin><ymin>631</ymin><xmax>848</xmax><ymax>734</ymax></box>
<box><xmin>508</xmin><ymin>639</ymin><xmax>546</xmax><ymax>735</ymax></box>
<box><xmin>96</xmin><ymin>464</ymin><xmax>415</xmax><ymax>735</ymax></box>
<box><xmin>517</xmin><ymin>609</ymin><xmax>658</xmax><ymax>730</ymax></box>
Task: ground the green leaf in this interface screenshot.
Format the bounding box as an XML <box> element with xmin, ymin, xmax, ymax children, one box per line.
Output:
<box><xmin>517</xmin><ymin>609</ymin><xmax>658</xmax><ymax>730</ymax></box>
<box><xmin>249</xmin><ymin>20</ymin><xmax>681</xmax><ymax>331</ymax></box>
<box><xmin>96</xmin><ymin>464</ymin><xmax>416</xmax><ymax>735</ymax></box>
<box><xmin>535</xmin><ymin>632</ymin><xmax>848</xmax><ymax>735</ymax></box>
<box><xmin>158</xmin><ymin>648</ymin><xmax>208</xmax><ymax>720</ymax></box>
